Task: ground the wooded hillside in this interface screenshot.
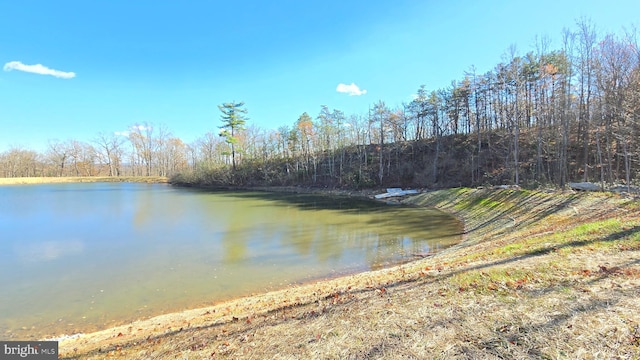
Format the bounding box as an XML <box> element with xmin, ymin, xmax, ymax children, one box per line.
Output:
<box><xmin>3</xmin><ymin>20</ymin><xmax>639</xmax><ymax>189</ymax></box>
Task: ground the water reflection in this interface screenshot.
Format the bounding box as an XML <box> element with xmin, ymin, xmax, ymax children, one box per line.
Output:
<box><xmin>14</xmin><ymin>239</ymin><xmax>84</xmax><ymax>263</ymax></box>
<box><xmin>0</xmin><ymin>183</ymin><xmax>461</xmax><ymax>339</ymax></box>
<box><xmin>200</xmin><ymin>191</ymin><xmax>461</xmax><ymax>269</ymax></box>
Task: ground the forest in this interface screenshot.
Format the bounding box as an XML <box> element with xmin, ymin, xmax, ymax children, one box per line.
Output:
<box><xmin>2</xmin><ymin>20</ymin><xmax>639</xmax><ymax>190</ymax></box>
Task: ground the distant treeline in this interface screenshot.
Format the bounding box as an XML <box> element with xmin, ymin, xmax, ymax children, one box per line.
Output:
<box><xmin>2</xmin><ymin>20</ymin><xmax>639</xmax><ymax>189</ymax></box>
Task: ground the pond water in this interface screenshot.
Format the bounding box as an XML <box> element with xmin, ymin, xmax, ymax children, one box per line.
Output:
<box><xmin>0</xmin><ymin>182</ymin><xmax>462</xmax><ymax>339</ymax></box>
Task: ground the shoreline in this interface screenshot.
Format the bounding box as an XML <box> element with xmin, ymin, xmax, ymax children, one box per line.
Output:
<box><xmin>0</xmin><ymin>176</ymin><xmax>169</xmax><ymax>185</ymax></box>
<box><xmin>8</xmin><ymin>184</ymin><xmax>639</xmax><ymax>358</ymax></box>
<box><xmin>7</xmin><ymin>182</ymin><xmax>441</xmax><ymax>342</ymax></box>
<box><xmin>60</xmin><ymin>189</ymin><xmax>640</xmax><ymax>359</ymax></box>
<box><xmin>169</xmin><ymin>183</ymin><xmax>388</xmax><ymax>199</ymax></box>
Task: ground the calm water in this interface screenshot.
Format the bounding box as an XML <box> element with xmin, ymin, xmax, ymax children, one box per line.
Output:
<box><xmin>0</xmin><ymin>182</ymin><xmax>461</xmax><ymax>339</ymax></box>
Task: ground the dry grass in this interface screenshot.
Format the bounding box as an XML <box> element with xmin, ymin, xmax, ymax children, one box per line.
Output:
<box><xmin>54</xmin><ymin>188</ymin><xmax>640</xmax><ymax>359</ymax></box>
<box><xmin>0</xmin><ymin>176</ymin><xmax>168</xmax><ymax>185</ymax></box>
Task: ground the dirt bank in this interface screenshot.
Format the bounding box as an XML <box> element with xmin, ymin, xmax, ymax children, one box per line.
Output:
<box><xmin>56</xmin><ymin>188</ymin><xmax>640</xmax><ymax>359</ymax></box>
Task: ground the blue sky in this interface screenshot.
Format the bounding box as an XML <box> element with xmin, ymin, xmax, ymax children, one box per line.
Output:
<box><xmin>1</xmin><ymin>0</ymin><xmax>638</xmax><ymax>152</ymax></box>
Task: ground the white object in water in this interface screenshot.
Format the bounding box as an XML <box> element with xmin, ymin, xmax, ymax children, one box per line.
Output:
<box><xmin>374</xmin><ymin>188</ymin><xmax>419</xmax><ymax>199</ymax></box>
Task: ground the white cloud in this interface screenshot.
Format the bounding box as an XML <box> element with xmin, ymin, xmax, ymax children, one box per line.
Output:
<box><xmin>3</xmin><ymin>61</ymin><xmax>76</xmax><ymax>79</ymax></box>
<box><xmin>336</xmin><ymin>83</ymin><xmax>367</xmax><ymax>96</ymax></box>
<box><xmin>114</xmin><ymin>125</ymin><xmax>151</xmax><ymax>137</ymax></box>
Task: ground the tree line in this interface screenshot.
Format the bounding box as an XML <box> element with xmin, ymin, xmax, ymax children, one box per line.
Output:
<box><xmin>2</xmin><ymin>20</ymin><xmax>639</xmax><ymax>189</ymax></box>
<box><xmin>0</xmin><ymin>124</ymin><xmax>189</xmax><ymax>178</ymax></box>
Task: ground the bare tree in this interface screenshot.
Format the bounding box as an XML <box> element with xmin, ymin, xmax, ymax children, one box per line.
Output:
<box><xmin>94</xmin><ymin>132</ymin><xmax>126</xmax><ymax>176</ymax></box>
<box><xmin>47</xmin><ymin>140</ymin><xmax>70</xmax><ymax>177</ymax></box>
<box><xmin>129</xmin><ymin>123</ymin><xmax>155</xmax><ymax>176</ymax></box>
<box><xmin>372</xmin><ymin>100</ymin><xmax>389</xmax><ymax>184</ymax></box>
<box><xmin>575</xmin><ymin>18</ymin><xmax>597</xmax><ymax>182</ymax></box>
<box><xmin>0</xmin><ymin>147</ymin><xmax>41</xmax><ymax>177</ymax></box>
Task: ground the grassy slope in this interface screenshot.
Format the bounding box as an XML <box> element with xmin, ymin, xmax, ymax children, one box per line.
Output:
<box><xmin>59</xmin><ymin>188</ymin><xmax>640</xmax><ymax>359</ymax></box>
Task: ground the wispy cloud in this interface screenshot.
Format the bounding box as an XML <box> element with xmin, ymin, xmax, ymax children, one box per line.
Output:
<box><xmin>114</xmin><ymin>125</ymin><xmax>152</xmax><ymax>137</ymax></box>
<box><xmin>3</xmin><ymin>61</ymin><xmax>76</xmax><ymax>79</ymax></box>
<box><xmin>133</xmin><ymin>124</ymin><xmax>151</xmax><ymax>131</ymax></box>
<box><xmin>336</xmin><ymin>83</ymin><xmax>367</xmax><ymax>96</ymax></box>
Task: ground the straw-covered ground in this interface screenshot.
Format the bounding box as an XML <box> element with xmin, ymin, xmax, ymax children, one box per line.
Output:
<box><xmin>49</xmin><ymin>187</ymin><xmax>640</xmax><ymax>359</ymax></box>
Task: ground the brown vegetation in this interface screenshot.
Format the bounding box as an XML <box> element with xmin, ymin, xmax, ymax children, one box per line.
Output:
<box><xmin>0</xmin><ymin>176</ymin><xmax>168</xmax><ymax>185</ymax></box>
